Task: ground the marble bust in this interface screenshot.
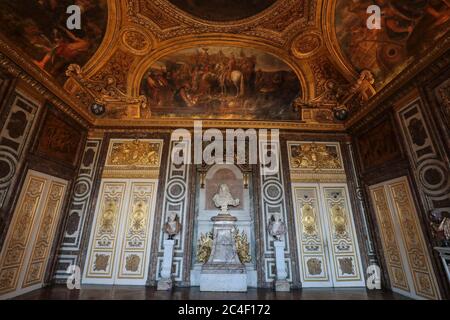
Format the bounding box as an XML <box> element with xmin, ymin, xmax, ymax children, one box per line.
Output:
<box><xmin>163</xmin><ymin>212</ymin><xmax>181</xmax><ymax>240</ymax></box>
<box><xmin>213</xmin><ymin>184</ymin><xmax>240</xmax><ymax>214</ymax></box>
<box><xmin>268</xmin><ymin>212</ymin><xmax>287</xmax><ymax>241</ymax></box>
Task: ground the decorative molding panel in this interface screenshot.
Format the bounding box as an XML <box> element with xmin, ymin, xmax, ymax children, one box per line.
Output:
<box><xmin>0</xmin><ymin>170</ymin><xmax>67</xmax><ymax>299</ymax></box>
<box><xmin>370</xmin><ymin>186</ymin><xmax>411</xmax><ymax>293</ymax></box>
<box><xmin>370</xmin><ymin>177</ymin><xmax>441</xmax><ymax>300</ymax></box>
<box><xmin>397</xmin><ymin>99</ymin><xmax>450</xmax><ymax>211</ymax></box>
<box><xmin>292</xmin><ymin>183</ymin><xmax>365</xmax><ymax>287</ymax></box>
<box><xmin>54</xmin><ymin>139</ymin><xmax>103</xmax><ymax>281</ymax></box>
<box><xmin>102</xmin><ymin>139</ymin><xmax>163</xmax><ymax>179</ymax></box>
<box><xmin>259</xmin><ymin>138</ymin><xmax>291</xmax><ymax>283</ymax></box>
<box><xmin>287</xmin><ymin>141</ymin><xmax>346</xmax><ymax>183</ymax></box>
<box><xmin>0</xmin><ymin>92</ymin><xmax>39</xmax><ymax>208</ymax></box>
<box><xmin>157</xmin><ymin>138</ymin><xmax>190</xmax><ymax>282</ymax></box>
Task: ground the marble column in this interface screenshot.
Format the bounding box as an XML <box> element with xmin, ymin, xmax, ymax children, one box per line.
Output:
<box><xmin>157</xmin><ymin>239</ymin><xmax>175</xmax><ymax>290</ymax></box>
<box><xmin>273</xmin><ymin>240</ymin><xmax>290</xmax><ymax>291</ymax></box>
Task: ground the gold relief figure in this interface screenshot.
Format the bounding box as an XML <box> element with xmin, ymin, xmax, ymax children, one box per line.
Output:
<box><xmin>301</xmin><ymin>204</ymin><xmax>317</xmax><ymax>235</ymax></box>
<box><xmin>109</xmin><ymin>140</ymin><xmax>160</xmax><ymax>166</ymax></box>
<box><xmin>338</xmin><ymin>257</ymin><xmax>355</xmax><ymax>275</ymax></box>
<box><xmin>93</xmin><ymin>254</ymin><xmax>109</xmax><ymax>272</ymax></box>
<box><xmin>100</xmin><ymin>200</ymin><xmax>117</xmax><ymax>234</ymax></box>
<box><xmin>196</xmin><ymin>232</ymin><xmax>213</xmax><ymax>263</ymax></box>
<box><xmin>130</xmin><ymin>201</ymin><xmax>147</xmax><ymax>234</ymax></box>
<box><xmin>290</xmin><ymin>144</ymin><xmax>342</xmax><ymax>170</ymax></box>
<box><xmin>331</xmin><ymin>204</ymin><xmax>347</xmax><ymax>236</ymax></box>
<box><xmin>125</xmin><ymin>254</ymin><xmax>141</xmax><ymax>272</ymax></box>
<box><xmin>307</xmin><ymin>258</ymin><xmax>322</xmax><ymax>275</ymax></box>
<box><xmin>233</xmin><ymin>228</ymin><xmax>251</xmax><ymax>264</ymax></box>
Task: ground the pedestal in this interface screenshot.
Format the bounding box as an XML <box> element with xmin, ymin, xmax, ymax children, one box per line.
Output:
<box><xmin>200</xmin><ymin>214</ymin><xmax>247</xmax><ymax>292</ymax></box>
<box><xmin>273</xmin><ymin>240</ymin><xmax>290</xmax><ymax>292</ymax></box>
<box><xmin>157</xmin><ymin>239</ymin><xmax>175</xmax><ymax>291</ymax></box>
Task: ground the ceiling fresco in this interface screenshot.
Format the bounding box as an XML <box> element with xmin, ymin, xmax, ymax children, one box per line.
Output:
<box><xmin>0</xmin><ymin>0</ymin><xmax>107</xmax><ymax>84</ymax></box>
<box><xmin>167</xmin><ymin>0</ymin><xmax>277</xmax><ymax>21</ymax></box>
<box><xmin>336</xmin><ymin>0</ymin><xmax>450</xmax><ymax>88</ymax></box>
<box><xmin>138</xmin><ymin>47</ymin><xmax>301</xmax><ymax>121</ymax></box>
<box><xmin>0</xmin><ymin>0</ymin><xmax>447</xmax><ymax>129</ymax></box>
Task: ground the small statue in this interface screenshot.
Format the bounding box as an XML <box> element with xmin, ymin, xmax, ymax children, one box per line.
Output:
<box><xmin>213</xmin><ymin>184</ymin><xmax>240</xmax><ymax>214</ymax></box>
<box><xmin>268</xmin><ymin>212</ymin><xmax>287</xmax><ymax>241</ymax></box>
<box><xmin>163</xmin><ymin>212</ymin><xmax>181</xmax><ymax>240</ymax></box>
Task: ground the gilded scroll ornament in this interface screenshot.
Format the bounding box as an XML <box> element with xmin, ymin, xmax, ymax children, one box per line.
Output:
<box><xmin>331</xmin><ymin>204</ymin><xmax>347</xmax><ymax>236</ymax></box>
<box><xmin>196</xmin><ymin>232</ymin><xmax>213</xmax><ymax>263</ymax></box>
<box><xmin>100</xmin><ymin>200</ymin><xmax>117</xmax><ymax>234</ymax></box>
<box><xmin>301</xmin><ymin>204</ymin><xmax>317</xmax><ymax>235</ymax></box>
<box><xmin>125</xmin><ymin>254</ymin><xmax>141</xmax><ymax>272</ymax></box>
<box><xmin>130</xmin><ymin>201</ymin><xmax>146</xmax><ymax>234</ymax></box>
<box><xmin>109</xmin><ymin>140</ymin><xmax>160</xmax><ymax>166</ymax></box>
<box><xmin>196</xmin><ymin>229</ymin><xmax>251</xmax><ymax>264</ymax></box>
<box><xmin>307</xmin><ymin>258</ymin><xmax>322</xmax><ymax>275</ymax></box>
<box><xmin>290</xmin><ymin>144</ymin><xmax>342</xmax><ymax>170</ymax></box>
<box><xmin>93</xmin><ymin>254</ymin><xmax>109</xmax><ymax>272</ymax></box>
<box><xmin>338</xmin><ymin>257</ymin><xmax>355</xmax><ymax>275</ymax></box>
<box><xmin>233</xmin><ymin>228</ymin><xmax>251</xmax><ymax>264</ymax></box>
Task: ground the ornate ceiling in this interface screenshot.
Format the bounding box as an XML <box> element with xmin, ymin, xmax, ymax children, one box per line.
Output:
<box><xmin>0</xmin><ymin>0</ymin><xmax>448</xmax><ymax>130</ymax></box>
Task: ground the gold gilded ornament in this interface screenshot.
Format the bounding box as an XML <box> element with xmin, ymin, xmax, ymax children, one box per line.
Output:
<box><xmin>197</xmin><ymin>232</ymin><xmax>213</xmax><ymax>263</ymax></box>
<box><xmin>125</xmin><ymin>254</ymin><xmax>141</xmax><ymax>272</ymax></box>
<box><xmin>290</xmin><ymin>144</ymin><xmax>342</xmax><ymax>170</ymax></box>
<box><xmin>100</xmin><ymin>200</ymin><xmax>117</xmax><ymax>233</ymax></box>
<box><xmin>331</xmin><ymin>204</ymin><xmax>347</xmax><ymax>236</ymax></box>
<box><xmin>301</xmin><ymin>204</ymin><xmax>317</xmax><ymax>235</ymax></box>
<box><xmin>307</xmin><ymin>258</ymin><xmax>322</xmax><ymax>275</ymax></box>
<box><xmin>233</xmin><ymin>228</ymin><xmax>251</xmax><ymax>264</ymax></box>
<box><xmin>109</xmin><ymin>140</ymin><xmax>160</xmax><ymax>166</ymax></box>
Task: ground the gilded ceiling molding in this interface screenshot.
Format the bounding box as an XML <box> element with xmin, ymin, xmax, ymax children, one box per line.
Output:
<box><xmin>126</xmin><ymin>0</ymin><xmax>312</xmax><ymax>46</ymax></box>
<box><xmin>93</xmin><ymin>118</ymin><xmax>345</xmax><ymax>131</ymax></box>
<box><xmin>0</xmin><ymin>43</ymin><xmax>91</xmax><ymax>128</ymax></box>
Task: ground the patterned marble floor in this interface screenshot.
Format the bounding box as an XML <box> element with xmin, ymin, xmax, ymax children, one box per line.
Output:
<box><xmin>14</xmin><ymin>285</ymin><xmax>409</xmax><ymax>300</ymax></box>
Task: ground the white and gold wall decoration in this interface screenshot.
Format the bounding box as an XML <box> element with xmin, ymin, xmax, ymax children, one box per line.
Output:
<box><xmin>370</xmin><ymin>177</ymin><xmax>440</xmax><ymax>300</ymax></box>
<box><xmin>0</xmin><ymin>170</ymin><xmax>67</xmax><ymax>299</ymax></box>
<box><xmin>83</xmin><ymin>139</ymin><xmax>162</xmax><ymax>285</ymax></box>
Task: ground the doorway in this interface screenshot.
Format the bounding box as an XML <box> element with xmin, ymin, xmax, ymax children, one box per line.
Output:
<box><xmin>292</xmin><ymin>182</ymin><xmax>365</xmax><ymax>287</ymax></box>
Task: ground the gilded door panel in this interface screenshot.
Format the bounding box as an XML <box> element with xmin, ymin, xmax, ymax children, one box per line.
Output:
<box><xmin>0</xmin><ymin>176</ymin><xmax>45</xmax><ymax>295</ymax></box>
<box><xmin>22</xmin><ymin>181</ymin><xmax>67</xmax><ymax>288</ymax></box>
<box><xmin>117</xmin><ymin>182</ymin><xmax>156</xmax><ymax>281</ymax></box>
<box><xmin>388</xmin><ymin>181</ymin><xmax>440</xmax><ymax>300</ymax></box>
<box><xmin>293</xmin><ymin>186</ymin><xmax>332</xmax><ymax>286</ymax></box>
<box><xmin>370</xmin><ymin>187</ymin><xmax>410</xmax><ymax>293</ymax></box>
<box><xmin>321</xmin><ymin>187</ymin><xmax>364</xmax><ymax>285</ymax></box>
<box><xmin>84</xmin><ymin>182</ymin><xmax>127</xmax><ymax>280</ymax></box>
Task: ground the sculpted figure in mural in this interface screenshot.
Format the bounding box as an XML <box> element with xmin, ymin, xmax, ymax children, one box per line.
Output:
<box><xmin>213</xmin><ymin>184</ymin><xmax>240</xmax><ymax>214</ymax></box>
<box><xmin>163</xmin><ymin>212</ymin><xmax>182</xmax><ymax>240</ymax></box>
<box><xmin>267</xmin><ymin>212</ymin><xmax>287</xmax><ymax>241</ymax></box>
